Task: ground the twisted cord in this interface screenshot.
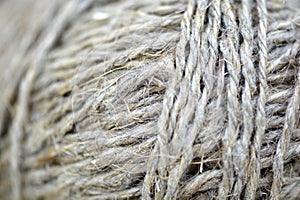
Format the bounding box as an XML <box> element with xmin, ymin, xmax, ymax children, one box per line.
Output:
<box><xmin>233</xmin><ymin>0</ymin><xmax>257</xmax><ymax>198</ymax></box>
<box><xmin>9</xmin><ymin>1</ymin><xmax>93</xmax><ymax>199</ymax></box>
<box><xmin>246</xmin><ymin>0</ymin><xmax>268</xmax><ymax>199</ymax></box>
<box><xmin>271</xmin><ymin>59</ymin><xmax>300</xmax><ymax>199</ymax></box>
<box><xmin>143</xmin><ymin>0</ymin><xmax>211</xmax><ymax>198</ymax></box>
<box><xmin>218</xmin><ymin>0</ymin><xmax>241</xmax><ymax>198</ymax></box>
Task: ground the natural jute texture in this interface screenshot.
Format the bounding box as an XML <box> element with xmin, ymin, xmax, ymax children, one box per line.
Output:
<box><xmin>0</xmin><ymin>0</ymin><xmax>299</xmax><ymax>199</ymax></box>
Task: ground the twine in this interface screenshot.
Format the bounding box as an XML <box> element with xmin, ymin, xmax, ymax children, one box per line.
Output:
<box><xmin>0</xmin><ymin>0</ymin><xmax>299</xmax><ymax>199</ymax></box>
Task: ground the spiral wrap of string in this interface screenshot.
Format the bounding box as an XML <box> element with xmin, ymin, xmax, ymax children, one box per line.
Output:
<box><xmin>0</xmin><ymin>0</ymin><xmax>299</xmax><ymax>199</ymax></box>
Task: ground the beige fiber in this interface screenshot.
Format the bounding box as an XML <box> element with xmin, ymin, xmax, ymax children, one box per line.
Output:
<box><xmin>0</xmin><ymin>0</ymin><xmax>299</xmax><ymax>199</ymax></box>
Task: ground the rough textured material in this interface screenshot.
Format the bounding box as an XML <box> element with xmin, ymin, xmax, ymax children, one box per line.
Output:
<box><xmin>0</xmin><ymin>0</ymin><xmax>299</xmax><ymax>199</ymax></box>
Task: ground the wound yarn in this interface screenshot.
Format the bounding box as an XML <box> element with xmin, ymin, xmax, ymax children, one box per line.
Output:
<box><xmin>0</xmin><ymin>0</ymin><xmax>299</xmax><ymax>199</ymax></box>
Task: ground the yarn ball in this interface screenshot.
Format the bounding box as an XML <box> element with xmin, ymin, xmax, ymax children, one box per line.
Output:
<box><xmin>0</xmin><ymin>0</ymin><xmax>299</xmax><ymax>199</ymax></box>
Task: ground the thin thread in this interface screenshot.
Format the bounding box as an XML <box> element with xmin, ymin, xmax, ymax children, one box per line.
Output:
<box><xmin>218</xmin><ymin>0</ymin><xmax>241</xmax><ymax>198</ymax></box>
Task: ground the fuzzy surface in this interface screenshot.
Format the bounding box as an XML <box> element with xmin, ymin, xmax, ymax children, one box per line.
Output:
<box><xmin>0</xmin><ymin>0</ymin><xmax>299</xmax><ymax>199</ymax></box>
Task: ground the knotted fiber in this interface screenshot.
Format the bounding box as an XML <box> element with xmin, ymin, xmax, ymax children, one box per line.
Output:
<box><xmin>0</xmin><ymin>0</ymin><xmax>299</xmax><ymax>199</ymax></box>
